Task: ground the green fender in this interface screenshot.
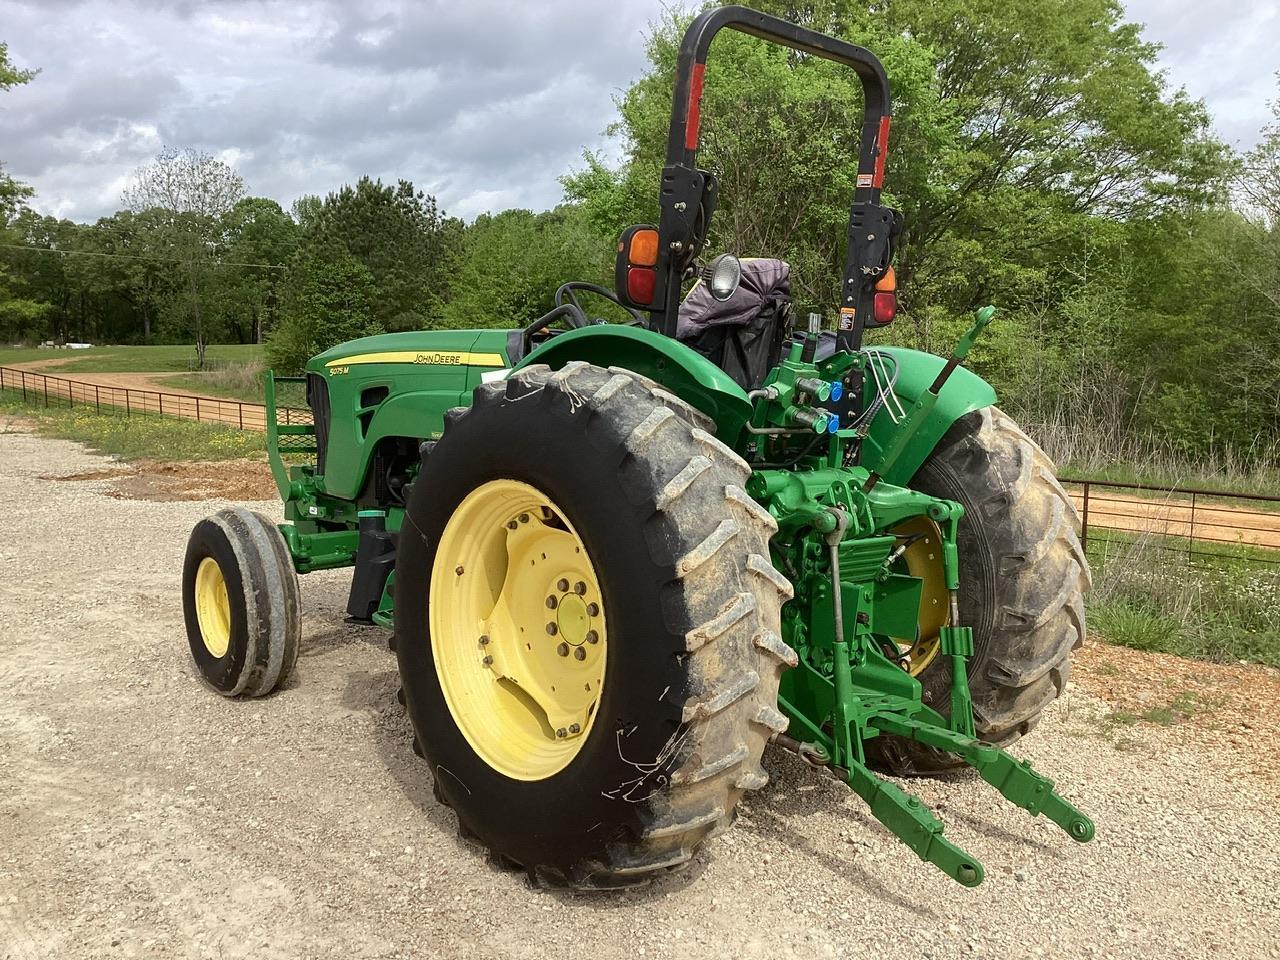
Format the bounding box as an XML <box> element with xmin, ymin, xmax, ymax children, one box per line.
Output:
<box><xmin>859</xmin><ymin>346</ymin><xmax>997</xmax><ymax>486</ymax></box>
<box><xmin>514</xmin><ymin>325</ymin><xmax>754</xmax><ymax>440</ymax></box>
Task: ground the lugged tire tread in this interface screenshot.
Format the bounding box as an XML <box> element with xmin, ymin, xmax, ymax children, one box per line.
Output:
<box><xmin>404</xmin><ymin>362</ymin><xmax>791</xmax><ymax>889</ymax></box>
<box><xmin>868</xmin><ymin>406</ymin><xmax>1089</xmax><ymax>772</ymax></box>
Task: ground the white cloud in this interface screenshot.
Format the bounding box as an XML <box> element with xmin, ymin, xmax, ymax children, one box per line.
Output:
<box><xmin>2</xmin><ymin>0</ymin><xmax>1275</xmax><ymax>224</ymax></box>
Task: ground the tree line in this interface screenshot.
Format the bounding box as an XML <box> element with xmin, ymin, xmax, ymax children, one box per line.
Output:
<box><xmin>2</xmin><ymin>0</ymin><xmax>1279</xmax><ymax>465</ymax></box>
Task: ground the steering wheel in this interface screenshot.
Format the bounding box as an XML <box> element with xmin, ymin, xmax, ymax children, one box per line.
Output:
<box><xmin>520</xmin><ymin>282</ymin><xmax>650</xmax><ymax>356</ymax></box>
<box><xmin>555</xmin><ymin>282</ymin><xmax>648</xmax><ymax>326</ymax></box>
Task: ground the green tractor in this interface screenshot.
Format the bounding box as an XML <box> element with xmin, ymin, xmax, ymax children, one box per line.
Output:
<box><xmin>181</xmin><ymin>5</ymin><xmax>1093</xmax><ymax>889</ymax></box>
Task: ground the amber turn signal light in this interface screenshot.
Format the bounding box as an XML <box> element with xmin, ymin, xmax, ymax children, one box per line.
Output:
<box><xmin>627</xmin><ymin>228</ymin><xmax>659</xmax><ymax>267</ymax></box>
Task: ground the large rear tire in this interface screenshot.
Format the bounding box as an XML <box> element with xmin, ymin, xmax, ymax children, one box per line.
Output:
<box><xmin>394</xmin><ymin>362</ymin><xmax>795</xmax><ymax>888</ymax></box>
<box><xmin>868</xmin><ymin>407</ymin><xmax>1090</xmax><ymax>774</ymax></box>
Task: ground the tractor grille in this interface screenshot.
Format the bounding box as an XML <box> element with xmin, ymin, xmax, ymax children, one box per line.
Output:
<box><xmin>305</xmin><ymin>373</ymin><xmax>330</xmax><ymax>474</ymax></box>
<box><xmin>267</xmin><ymin>376</ymin><xmax>317</xmax><ymax>461</ymax></box>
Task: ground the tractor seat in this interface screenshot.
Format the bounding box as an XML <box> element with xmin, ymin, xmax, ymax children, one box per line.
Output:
<box><xmin>677</xmin><ymin>258</ymin><xmax>793</xmax><ymax>391</ymax></box>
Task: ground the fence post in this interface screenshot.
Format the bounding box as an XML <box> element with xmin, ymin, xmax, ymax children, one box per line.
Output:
<box><xmin>1188</xmin><ymin>492</ymin><xmax>1197</xmax><ymax>561</ymax></box>
<box><xmin>159</xmin><ymin>393</ymin><xmax>164</xmax><ymax>417</ymax></box>
<box><xmin>68</xmin><ymin>378</ymin><xmax>73</xmax><ymax>408</ymax></box>
<box><xmin>238</xmin><ymin>403</ymin><xmax>244</xmax><ymax>430</ymax></box>
<box><xmin>94</xmin><ymin>384</ymin><xmax>101</xmax><ymax>415</ymax></box>
<box><xmin>43</xmin><ymin>375</ymin><xmax>48</xmax><ymax>407</ymax></box>
<box><xmin>196</xmin><ymin>396</ymin><xmax>201</xmax><ymax>423</ymax></box>
<box><xmin>22</xmin><ymin>372</ymin><xmax>28</xmax><ymax>404</ymax></box>
<box><xmin>1080</xmin><ymin>482</ymin><xmax>1090</xmax><ymax>553</ymax></box>
<box><xmin>125</xmin><ymin>389</ymin><xmax>130</xmax><ymax>417</ymax></box>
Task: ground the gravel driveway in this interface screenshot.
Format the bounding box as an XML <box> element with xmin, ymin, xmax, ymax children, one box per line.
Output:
<box><xmin>1</xmin><ymin>426</ymin><xmax>1276</xmax><ymax>960</ymax></box>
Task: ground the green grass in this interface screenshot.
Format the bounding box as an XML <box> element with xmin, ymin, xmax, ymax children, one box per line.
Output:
<box><xmin>0</xmin><ymin>343</ymin><xmax>262</xmax><ymax>373</ymax></box>
<box><xmin>1</xmin><ymin>392</ymin><xmax>263</xmax><ymax>461</ymax></box>
<box><xmin>1086</xmin><ymin>531</ymin><xmax>1280</xmax><ymax>668</ymax></box>
<box><xmin>153</xmin><ymin>371</ymin><xmax>265</xmax><ymax>404</ymax></box>
<box><xmin>1096</xmin><ymin>691</ymin><xmax>1219</xmax><ymax>746</ymax></box>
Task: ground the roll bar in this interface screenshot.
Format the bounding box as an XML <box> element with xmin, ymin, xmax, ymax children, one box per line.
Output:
<box><xmin>664</xmin><ymin>6</ymin><xmax>891</xmax><ymax>177</ymax></box>
<box><xmin>647</xmin><ymin>5</ymin><xmax>896</xmax><ymax>353</ymax></box>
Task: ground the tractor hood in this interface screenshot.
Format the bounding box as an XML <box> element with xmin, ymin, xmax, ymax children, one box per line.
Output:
<box><xmin>305</xmin><ymin>329</ymin><xmax>512</xmax><ymax>377</ymax></box>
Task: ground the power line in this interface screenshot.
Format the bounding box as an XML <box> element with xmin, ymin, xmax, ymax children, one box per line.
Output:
<box><xmin>0</xmin><ymin>242</ymin><xmax>288</xmax><ymax>271</ymax></box>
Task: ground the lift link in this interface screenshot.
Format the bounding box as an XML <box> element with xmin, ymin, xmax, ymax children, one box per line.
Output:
<box><xmin>939</xmin><ymin>624</ymin><xmax>976</xmax><ymax>738</ymax></box>
<box><xmin>774</xmin><ymin>733</ymin><xmax>986</xmax><ymax>887</ymax></box>
<box><xmin>842</xmin><ymin>757</ymin><xmax>985</xmax><ymax>887</ymax></box>
<box><xmin>868</xmin><ymin>714</ymin><xmax>1097</xmax><ymax>844</ymax></box>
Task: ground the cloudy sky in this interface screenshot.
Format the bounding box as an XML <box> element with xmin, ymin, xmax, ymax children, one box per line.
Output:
<box><xmin>1</xmin><ymin>0</ymin><xmax>1276</xmax><ymax>224</ymax></box>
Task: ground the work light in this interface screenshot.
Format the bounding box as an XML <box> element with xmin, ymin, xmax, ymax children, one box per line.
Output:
<box><xmin>704</xmin><ymin>254</ymin><xmax>742</xmax><ymax>302</ymax></box>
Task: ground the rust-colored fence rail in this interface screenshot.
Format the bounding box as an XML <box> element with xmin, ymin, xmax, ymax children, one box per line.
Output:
<box><xmin>0</xmin><ymin>365</ymin><xmax>309</xmax><ymax>431</ymax></box>
<box><xmin>1061</xmin><ymin>477</ymin><xmax>1280</xmax><ymax>567</ymax></box>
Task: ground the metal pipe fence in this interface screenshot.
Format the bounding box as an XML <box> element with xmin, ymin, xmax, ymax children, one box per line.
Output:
<box><xmin>0</xmin><ymin>365</ymin><xmax>308</xmax><ymax>432</ymax></box>
<box><xmin>1061</xmin><ymin>476</ymin><xmax>1280</xmax><ymax>568</ymax></box>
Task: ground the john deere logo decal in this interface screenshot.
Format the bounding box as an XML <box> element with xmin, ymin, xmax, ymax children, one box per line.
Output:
<box><xmin>325</xmin><ymin>350</ymin><xmax>506</xmax><ymax>369</ymax></box>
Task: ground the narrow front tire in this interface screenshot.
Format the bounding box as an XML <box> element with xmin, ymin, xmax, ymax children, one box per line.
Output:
<box><xmin>181</xmin><ymin>508</ymin><xmax>302</xmax><ymax>697</ymax></box>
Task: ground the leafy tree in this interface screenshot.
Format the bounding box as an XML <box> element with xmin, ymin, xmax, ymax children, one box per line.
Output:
<box><xmin>565</xmin><ymin>0</ymin><xmax>1228</xmax><ymax>316</ymax></box>
<box><xmin>217</xmin><ymin>198</ymin><xmax>298</xmax><ymax>343</ymax></box>
<box><xmin>266</xmin><ymin>250</ymin><xmax>379</xmax><ymax>373</ymax></box>
<box><xmin>441</xmin><ymin>205</ymin><xmax>612</xmax><ymax>328</ymax></box>
<box><xmin>299</xmin><ymin>177</ymin><xmax>458</xmax><ymax>331</ymax></box>
<box><xmin>122</xmin><ymin>147</ymin><xmax>247</xmax><ymax>366</ymax></box>
<box><xmin>0</xmin><ymin>42</ymin><xmax>42</xmax><ymax>338</ymax></box>
<box><xmin>0</xmin><ymin>42</ymin><xmax>36</xmax><ymax>219</ymax></box>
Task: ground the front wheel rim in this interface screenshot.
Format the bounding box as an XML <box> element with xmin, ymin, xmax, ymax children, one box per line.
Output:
<box><xmin>194</xmin><ymin>556</ymin><xmax>232</xmax><ymax>658</ymax></box>
<box><xmin>429</xmin><ymin>479</ymin><xmax>608</xmax><ymax>781</ymax></box>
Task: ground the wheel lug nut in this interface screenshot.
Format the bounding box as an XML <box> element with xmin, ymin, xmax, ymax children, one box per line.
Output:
<box><xmin>585</xmin><ymin>630</ymin><xmax>598</xmax><ymax>645</ymax></box>
<box><xmin>573</xmin><ymin>647</ymin><xmax>586</xmax><ymax>661</ymax></box>
<box><xmin>545</xmin><ymin>596</ymin><xmax>558</xmax><ymax>609</ymax></box>
<box><xmin>455</xmin><ymin>566</ymin><xmax>464</xmax><ymax>576</ymax></box>
<box><xmin>479</xmin><ymin>634</ymin><xmax>490</xmax><ymax>645</ymax></box>
<box><xmin>482</xmin><ymin>655</ymin><xmax>493</xmax><ymax>666</ymax></box>
<box><xmin>506</xmin><ymin>520</ymin><xmax>518</xmax><ymax>530</ymax></box>
<box><xmin>556</xmin><ymin>728</ymin><xmax>567</xmax><ymax>738</ymax></box>
<box><xmin>587</xmin><ymin>602</ymin><xmax>599</xmax><ymax>617</ymax></box>
<box><xmin>557</xmin><ymin>578</ymin><xmax>569</xmax><ymax>592</ymax></box>
<box><xmin>569</xmin><ymin>723</ymin><xmax>580</xmax><ymax>734</ymax></box>
<box><xmin>546</xmin><ymin>622</ymin><xmax>558</xmax><ymax>636</ymax></box>
<box><xmin>573</xmin><ymin>581</ymin><xmax>586</xmax><ymax>595</ymax></box>
<box><xmin>557</xmin><ymin>642</ymin><xmax>569</xmax><ymax>657</ymax></box>
<box><xmin>519</xmin><ymin>513</ymin><xmax>530</xmax><ymax>523</ymax></box>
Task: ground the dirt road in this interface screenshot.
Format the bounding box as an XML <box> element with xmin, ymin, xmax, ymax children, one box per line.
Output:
<box><xmin>2</xmin><ymin>426</ymin><xmax>1279</xmax><ymax>960</ymax></box>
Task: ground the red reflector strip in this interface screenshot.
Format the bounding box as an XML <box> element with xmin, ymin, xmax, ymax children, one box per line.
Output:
<box><xmin>685</xmin><ymin>62</ymin><xmax>706</xmax><ymax>151</ymax></box>
<box><xmin>872</xmin><ymin>115</ymin><xmax>891</xmax><ymax>188</ymax></box>
<box><xmin>627</xmin><ymin>266</ymin><xmax>657</xmax><ymax>305</ymax></box>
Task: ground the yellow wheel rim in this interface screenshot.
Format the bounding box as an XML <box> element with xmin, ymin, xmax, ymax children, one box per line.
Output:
<box><xmin>889</xmin><ymin>517</ymin><xmax>949</xmax><ymax>677</ymax></box>
<box><xmin>429</xmin><ymin>479</ymin><xmax>607</xmax><ymax>781</ymax></box>
<box><xmin>194</xmin><ymin>556</ymin><xmax>232</xmax><ymax>659</ymax></box>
